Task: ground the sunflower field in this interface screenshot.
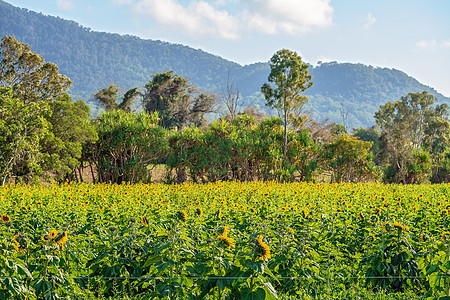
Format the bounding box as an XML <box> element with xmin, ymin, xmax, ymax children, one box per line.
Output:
<box><xmin>1</xmin><ymin>181</ymin><xmax>450</xmax><ymax>299</ymax></box>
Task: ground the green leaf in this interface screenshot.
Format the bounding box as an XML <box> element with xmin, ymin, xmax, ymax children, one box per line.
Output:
<box><xmin>242</xmin><ymin>287</ymin><xmax>266</xmax><ymax>300</ymax></box>
<box><xmin>142</xmin><ymin>255</ymin><xmax>162</xmax><ymax>268</ymax></box>
<box><xmin>16</xmin><ymin>263</ymin><xmax>33</xmax><ymax>279</ymax></box>
<box><xmin>34</xmin><ymin>280</ymin><xmax>52</xmax><ymax>295</ymax></box>
<box><xmin>426</xmin><ymin>264</ymin><xmax>441</xmax><ymax>275</ymax></box>
<box><xmin>244</xmin><ymin>259</ymin><xmax>265</xmax><ymax>274</ymax></box>
<box><xmin>45</xmin><ymin>291</ymin><xmax>60</xmax><ymax>300</ymax></box>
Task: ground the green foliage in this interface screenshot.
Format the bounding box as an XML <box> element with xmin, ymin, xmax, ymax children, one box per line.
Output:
<box><xmin>361</xmin><ymin>223</ymin><xmax>419</xmax><ymax>293</ymax></box>
<box><xmin>261</xmin><ymin>49</ymin><xmax>313</xmax><ymax>164</ymax></box>
<box><xmin>143</xmin><ymin>71</ymin><xmax>216</xmax><ymax>129</ymax></box>
<box><xmin>165</xmin><ymin>115</ymin><xmax>324</xmax><ymax>183</ymax></box>
<box><xmin>321</xmin><ymin>134</ymin><xmax>378</xmax><ymax>183</ymax></box>
<box><xmin>40</xmin><ymin>93</ymin><xmax>98</xmax><ymax>181</ymax></box>
<box><xmin>0</xmin><ymin>87</ymin><xmax>49</xmax><ymax>184</ymax></box>
<box><xmin>2</xmin><ymin>181</ymin><xmax>450</xmax><ymax>299</ymax></box>
<box><xmin>1</xmin><ymin>2</ymin><xmax>449</xmax><ymax>129</ymax></box>
<box><xmin>375</xmin><ymin>91</ymin><xmax>450</xmax><ymax>183</ymax></box>
<box><xmin>0</xmin><ymin>36</ymin><xmax>71</xmax><ymax>104</ymax></box>
<box><xmin>353</xmin><ymin>126</ymin><xmax>382</xmax><ymax>164</ymax></box>
<box><xmin>85</xmin><ymin>110</ymin><xmax>168</xmax><ymax>184</ymax></box>
<box><xmin>93</xmin><ymin>84</ymin><xmax>139</xmax><ymax>112</ymax></box>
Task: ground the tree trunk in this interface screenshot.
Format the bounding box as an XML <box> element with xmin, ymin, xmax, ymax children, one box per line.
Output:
<box><xmin>283</xmin><ymin>109</ymin><xmax>287</xmax><ymax>168</ymax></box>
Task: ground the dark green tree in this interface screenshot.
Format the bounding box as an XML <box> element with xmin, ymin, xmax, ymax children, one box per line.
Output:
<box><xmin>0</xmin><ymin>36</ymin><xmax>99</xmax><ymax>183</ymax></box>
<box><xmin>261</xmin><ymin>49</ymin><xmax>313</xmax><ymax>165</ymax></box>
<box><xmin>321</xmin><ymin>134</ymin><xmax>377</xmax><ymax>183</ymax></box>
<box><xmin>142</xmin><ymin>71</ymin><xmax>216</xmax><ymax>129</ymax></box>
<box><xmin>40</xmin><ymin>93</ymin><xmax>98</xmax><ymax>181</ymax></box>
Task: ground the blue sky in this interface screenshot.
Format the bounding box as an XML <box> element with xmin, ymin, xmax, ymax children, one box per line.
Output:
<box><xmin>4</xmin><ymin>0</ymin><xmax>450</xmax><ymax>96</ymax></box>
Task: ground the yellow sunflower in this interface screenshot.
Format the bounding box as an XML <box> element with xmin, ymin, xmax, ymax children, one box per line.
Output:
<box><xmin>218</xmin><ymin>233</ymin><xmax>235</xmax><ymax>249</ymax></box>
<box><xmin>256</xmin><ymin>235</ymin><xmax>271</xmax><ymax>260</ymax></box>
<box><xmin>57</xmin><ymin>231</ymin><xmax>69</xmax><ymax>249</ymax></box>
<box><xmin>1</xmin><ymin>214</ymin><xmax>11</xmax><ymax>223</ymax></box>
<box><xmin>49</xmin><ymin>229</ymin><xmax>58</xmax><ymax>239</ymax></box>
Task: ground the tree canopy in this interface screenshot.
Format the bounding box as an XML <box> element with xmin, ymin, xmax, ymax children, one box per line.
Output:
<box><xmin>261</xmin><ymin>49</ymin><xmax>313</xmax><ymax>164</ymax></box>
<box><xmin>375</xmin><ymin>91</ymin><xmax>450</xmax><ymax>183</ymax></box>
<box><xmin>0</xmin><ymin>36</ymin><xmax>71</xmax><ymax>104</ymax></box>
<box><xmin>142</xmin><ymin>71</ymin><xmax>216</xmax><ymax>129</ymax></box>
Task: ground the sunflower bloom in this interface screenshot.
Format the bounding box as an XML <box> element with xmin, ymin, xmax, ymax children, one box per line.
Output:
<box><xmin>374</xmin><ymin>207</ymin><xmax>381</xmax><ymax>215</ymax></box>
<box><xmin>420</xmin><ymin>233</ymin><xmax>426</xmax><ymax>242</ymax></box>
<box><xmin>1</xmin><ymin>214</ymin><xmax>11</xmax><ymax>223</ymax></box>
<box><xmin>221</xmin><ymin>225</ymin><xmax>229</xmax><ymax>236</ymax></box>
<box><xmin>255</xmin><ymin>235</ymin><xmax>271</xmax><ymax>260</ymax></box>
<box><xmin>13</xmin><ymin>234</ymin><xmax>26</xmax><ymax>253</ymax></box>
<box><xmin>56</xmin><ymin>231</ymin><xmax>69</xmax><ymax>249</ymax></box>
<box><xmin>218</xmin><ymin>233</ymin><xmax>235</xmax><ymax>249</ymax></box>
<box><xmin>393</xmin><ymin>221</ymin><xmax>409</xmax><ymax>231</ymax></box>
<box><xmin>41</xmin><ymin>234</ymin><xmax>51</xmax><ymax>242</ymax></box>
<box><xmin>301</xmin><ymin>209</ymin><xmax>307</xmax><ymax>218</ymax></box>
<box><xmin>49</xmin><ymin>229</ymin><xmax>58</xmax><ymax>239</ymax></box>
<box><xmin>216</xmin><ymin>208</ymin><xmax>222</xmax><ymax>219</ymax></box>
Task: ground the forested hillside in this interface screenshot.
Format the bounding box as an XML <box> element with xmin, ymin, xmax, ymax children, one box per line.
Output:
<box><xmin>0</xmin><ymin>0</ymin><xmax>448</xmax><ymax>128</ymax></box>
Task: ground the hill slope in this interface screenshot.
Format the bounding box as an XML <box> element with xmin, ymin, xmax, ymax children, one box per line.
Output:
<box><xmin>1</xmin><ymin>0</ymin><xmax>448</xmax><ymax>128</ymax></box>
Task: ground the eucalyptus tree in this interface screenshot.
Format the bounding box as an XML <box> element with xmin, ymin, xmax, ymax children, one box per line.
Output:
<box><xmin>0</xmin><ymin>35</ymin><xmax>96</xmax><ymax>182</ymax></box>
<box><xmin>261</xmin><ymin>49</ymin><xmax>313</xmax><ymax>164</ymax></box>
<box><xmin>375</xmin><ymin>91</ymin><xmax>450</xmax><ymax>183</ymax></box>
<box><xmin>0</xmin><ymin>36</ymin><xmax>71</xmax><ymax>104</ymax></box>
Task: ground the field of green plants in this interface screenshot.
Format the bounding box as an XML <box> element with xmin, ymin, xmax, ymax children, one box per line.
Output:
<box><xmin>1</xmin><ymin>181</ymin><xmax>450</xmax><ymax>299</ymax></box>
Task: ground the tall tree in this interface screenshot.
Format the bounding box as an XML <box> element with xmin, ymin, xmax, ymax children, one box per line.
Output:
<box><xmin>261</xmin><ymin>49</ymin><xmax>313</xmax><ymax>164</ymax></box>
<box><xmin>142</xmin><ymin>71</ymin><xmax>216</xmax><ymax>129</ymax></box>
<box><xmin>0</xmin><ymin>36</ymin><xmax>71</xmax><ymax>104</ymax></box>
<box><xmin>375</xmin><ymin>91</ymin><xmax>450</xmax><ymax>183</ymax></box>
<box><xmin>0</xmin><ymin>36</ymin><xmax>98</xmax><ymax>183</ymax></box>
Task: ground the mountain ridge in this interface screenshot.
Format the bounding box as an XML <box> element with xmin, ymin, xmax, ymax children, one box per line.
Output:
<box><xmin>0</xmin><ymin>0</ymin><xmax>448</xmax><ymax>128</ymax></box>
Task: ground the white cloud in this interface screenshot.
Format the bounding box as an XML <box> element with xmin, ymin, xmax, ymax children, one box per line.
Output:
<box><xmin>415</xmin><ymin>39</ymin><xmax>450</xmax><ymax>49</ymax></box>
<box><xmin>244</xmin><ymin>0</ymin><xmax>334</xmax><ymax>35</ymax></box>
<box><xmin>56</xmin><ymin>0</ymin><xmax>75</xmax><ymax>10</ymax></box>
<box><xmin>133</xmin><ymin>0</ymin><xmax>240</xmax><ymax>40</ymax></box>
<box><xmin>363</xmin><ymin>13</ymin><xmax>376</xmax><ymax>30</ymax></box>
<box><xmin>131</xmin><ymin>0</ymin><xmax>334</xmax><ymax>39</ymax></box>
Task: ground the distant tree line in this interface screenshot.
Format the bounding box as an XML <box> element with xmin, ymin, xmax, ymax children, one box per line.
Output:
<box><xmin>1</xmin><ymin>35</ymin><xmax>449</xmax><ymax>185</ymax></box>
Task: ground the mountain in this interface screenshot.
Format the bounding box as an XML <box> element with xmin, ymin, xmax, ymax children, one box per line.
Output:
<box><xmin>1</xmin><ymin>0</ymin><xmax>449</xmax><ymax>128</ymax></box>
